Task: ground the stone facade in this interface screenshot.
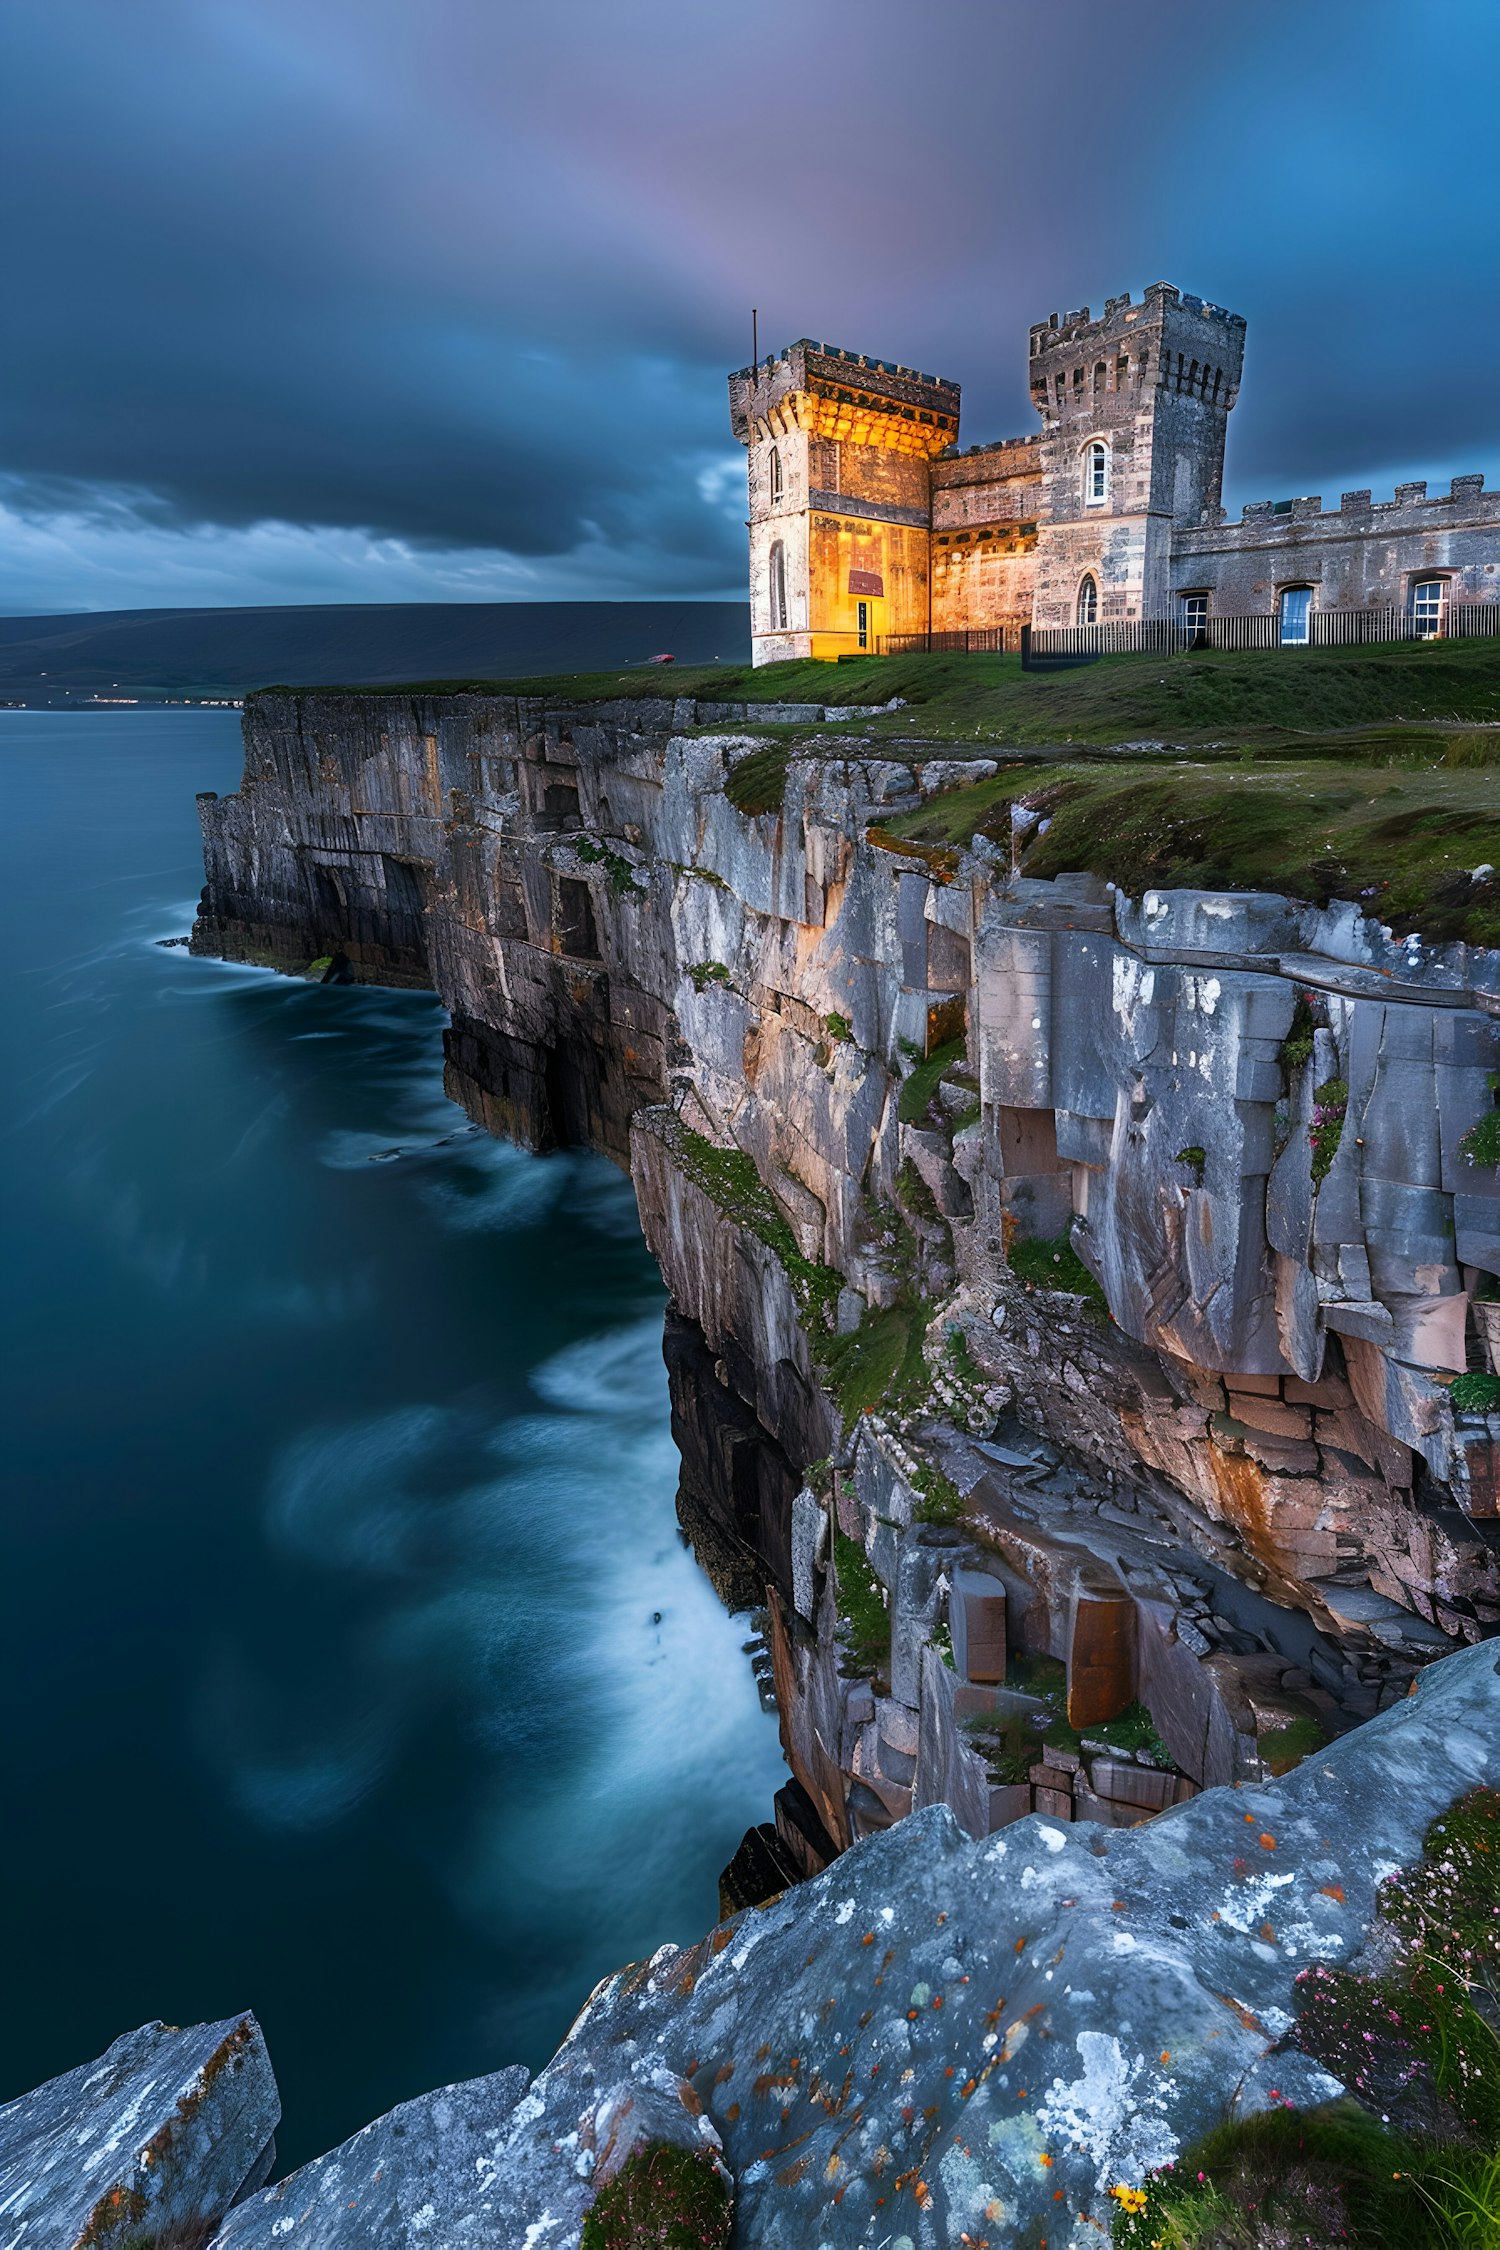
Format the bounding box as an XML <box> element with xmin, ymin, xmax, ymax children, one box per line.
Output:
<box><xmin>730</xmin><ymin>282</ymin><xmax>1499</xmax><ymax>656</ymax></box>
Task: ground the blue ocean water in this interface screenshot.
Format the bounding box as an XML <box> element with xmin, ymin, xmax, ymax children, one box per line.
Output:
<box><xmin>0</xmin><ymin>710</ymin><xmax>785</xmax><ymax>2169</ymax></box>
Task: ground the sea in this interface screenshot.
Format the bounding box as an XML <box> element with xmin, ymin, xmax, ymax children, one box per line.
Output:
<box><xmin>0</xmin><ymin>709</ymin><xmax>786</xmax><ymax>2170</ymax></box>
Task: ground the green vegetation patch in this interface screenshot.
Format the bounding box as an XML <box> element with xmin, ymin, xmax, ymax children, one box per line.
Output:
<box><xmin>1309</xmin><ymin>1077</ymin><xmax>1349</xmax><ymax>1184</ymax></box>
<box><xmin>580</xmin><ymin>2141</ymin><xmax>731</xmax><ymax>2250</ymax></box>
<box><xmin>1257</xmin><ymin>1713</ymin><xmax>1330</xmax><ymax>1776</ymax></box>
<box><xmin>1281</xmin><ymin>990</ymin><xmax>1318</xmax><ymax>1072</ymax></box>
<box><xmin>1007</xmin><ymin>1229</ymin><xmax>1107</xmax><ymax>1305</ymax></box>
<box><xmin>1450</xmin><ymin>1371</ymin><xmax>1500</xmax><ymax>1414</ymax></box>
<box><xmin>670</xmin><ymin>1126</ymin><xmax>840</xmax><ymax>1329</ymax></box>
<box><xmin>815</xmin><ymin>1295</ymin><xmax>933</xmax><ymax>1423</ymax></box>
<box><xmin>912</xmin><ymin>1465</ymin><xmax>965</xmax><ymax>1525</ymax></box>
<box><xmin>962</xmin><ymin>1662</ymin><xmax>1169</xmax><ymax>1784</ymax></box>
<box><xmin>884</xmin><ymin>754</ymin><xmax>1500</xmax><ymax>949</ymax></box>
<box><xmin>852</xmin><ymin>637</ymin><xmax>1500</xmax><ymax>751</ymax></box>
<box><xmin>833</xmin><ymin>1528</ymin><xmax>890</xmax><ymax>1675</ymax></box>
<box><xmin>1460</xmin><ymin>1078</ymin><xmax>1500</xmax><ymax>1170</ymax></box>
<box><xmin>898</xmin><ymin>1035</ymin><xmax>967</xmax><ymax>1124</ymax></box>
<box><xmin>575</xmin><ymin>835</ymin><xmax>641</xmax><ymax>895</ymax></box>
<box><xmin>723</xmin><ymin>741</ymin><xmax>794</xmax><ymax>815</ymax></box>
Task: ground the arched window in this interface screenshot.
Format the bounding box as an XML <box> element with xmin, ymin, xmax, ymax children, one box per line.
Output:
<box><xmin>1279</xmin><ymin>586</ymin><xmax>1312</xmax><ymax>644</ymax></box>
<box><xmin>769</xmin><ymin>540</ymin><xmax>788</xmax><ymax>631</ymax></box>
<box><xmin>1411</xmin><ymin>577</ymin><xmax>1447</xmax><ymax>635</ymax></box>
<box><xmin>1084</xmin><ymin>440</ymin><xmax>1109</xmax><ymax>506</ymax></box>
<box><xmin>1077</xmin><ymin>575</ymin><xmax>1099</xmax><ymax>627</ymax></box>
<box><xmin>769</xmin><ymin>445</ymin><xmax>783</xmax><ymax>504</ymax></box>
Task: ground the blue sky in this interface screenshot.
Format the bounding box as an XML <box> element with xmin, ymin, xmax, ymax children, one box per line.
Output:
<box><xmin>2</xmin><ymin>0</ymin><xmax>1496</xmax><ymax>612</ymax></box>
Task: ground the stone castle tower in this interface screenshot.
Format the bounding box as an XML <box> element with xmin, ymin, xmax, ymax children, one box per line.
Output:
<box><xmin>1027</xmin><ymin>285</ymin><xmax>1246</xmax><ymax>627</ymax></box>
<box><xmin>728</xmin><ymin>284</ymin><xmax>1246</xmax><ymax>659</ymax></box>
<box><xmin>727</xmin><ymin>344</ymin><xmax>960</xmax><ymax>664</ymax></box>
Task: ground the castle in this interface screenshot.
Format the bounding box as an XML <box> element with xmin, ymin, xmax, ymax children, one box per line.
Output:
<box><xmin>728</xmin><ymin>281</ymin><xmax>1500</xmax><ymax>662</ymax></box>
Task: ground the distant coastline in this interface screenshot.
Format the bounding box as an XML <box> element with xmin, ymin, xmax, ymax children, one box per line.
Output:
<box><xmin>0</xmin><ymin>598</ymin><xmax>751</xmax><ymax>708</ymax></box>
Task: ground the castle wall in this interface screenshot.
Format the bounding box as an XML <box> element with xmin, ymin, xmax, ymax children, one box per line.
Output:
<box><xmin>928</xmin><ymin>439</ymin><xmax>1042</xmax><ymax>630</ymax></box>
<box><xmin>1171</xmin><ymin>476</ymin><xmax>1500</xmax><ymax>615</ymax></box>
<box><xmin>930</xmin><ymin>528</ymin><xmax>1038</xmax><ymax>631</ymax></box>
<box><xmin>807</xmin><ymin>511</ymin><xmax>929</xmax><ymax>654</ymax></box>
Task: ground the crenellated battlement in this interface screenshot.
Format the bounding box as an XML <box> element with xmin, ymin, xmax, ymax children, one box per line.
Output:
<box><xmin>1226</xmin><ymin>473</ymin><xmax>1496</xmax><ymax>526</ymax></box>
<box><xmin>728</xmin><ymin>341</ymin><xmax>960</xmax><ymax>451</ymax></box>
<box><xmin>1028</xmin><ymin>281</ymin><xmax>1246</xmax><ymax>360</ymax></box>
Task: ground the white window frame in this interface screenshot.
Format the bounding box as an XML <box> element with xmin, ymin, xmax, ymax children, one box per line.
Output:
<box><xmin>1411</xmin><ymin>576</ymin><xmax>1447</xmax><ymax>636</ymax></box>
<box><xmin>1279</xmin><ymin>585</ymin><xmax>1312</xmax><ymax>645</ymax></box>
<box><xmin>1076</xmin><ymin>574</ymin><xmax>1099</xmax><ymax>627</ymax></box>
<box><xmin>1180</xmin><ymin>592</ymin><xmax>1208</xmax><ymax>637</ymax></box>
<box><xmin>1083</xmin><ymin>439</ymin><xmax>1109</xmax><ymax>507</ymax></box>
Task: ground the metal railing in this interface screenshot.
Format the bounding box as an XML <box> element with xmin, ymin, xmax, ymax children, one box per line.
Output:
<box><xmin>1023</xmin><ymin>601</ymin><xmax>1500</xmax><ymax>659</ymax></box>
<box><xmin>882</xmin><ymin>626</ymin><xmax>1026</xmax><ymax>656</ymax></box>
<box><xmin>876</xmin><ymin>602</ymin><xmax>1500</xmax><ymax>661</ymax></box>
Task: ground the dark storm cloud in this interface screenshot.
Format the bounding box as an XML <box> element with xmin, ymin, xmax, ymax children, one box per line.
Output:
<box><xmin>2</xmin><ymin>0</ymin><xmax>1497</xmax><ymax>607</ymax></box>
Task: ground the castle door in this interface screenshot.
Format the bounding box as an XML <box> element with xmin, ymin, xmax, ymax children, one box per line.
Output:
<box><xmin>850</xmin><ymin>564</ymin><xmax>883</xmax><ymax>653</ymax></box>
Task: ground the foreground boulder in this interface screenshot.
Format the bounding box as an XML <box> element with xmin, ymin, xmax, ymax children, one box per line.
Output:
<box><xmin>449</xmin><ymin>1637</ymin><xmax>1500</xmax><ymax>2247</ymax></box>
<box><xmin>0</xmin><ymin>2012</ymin><xmax>277</xmax><ymax>2249</ymax></box>
<box><xmin>213</xmin><ymin>2059</ymin><xmax>729</xmax><ymax>2248</ymax></box>
<box><xmin>209</xmin><ymin>2065</ymin><xmax>530</xmax><ymax>2245</ymax></box>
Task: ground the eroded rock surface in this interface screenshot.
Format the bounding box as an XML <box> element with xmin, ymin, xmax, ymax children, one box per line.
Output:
<box><xmin>0</xmin><ymin>2012</ymin><xmax>277</xmax><ymax>2249</ymax></box>
<box><xmin>449</xmin><ymin>1641</ymin><xmax>1500</xmax><ymax>2246</ymax></box>
<box><xmin>211</xmin><ymin>2065</ymin><xmax>531</xmax><ymax>2246</ymax></box>
<box><xmin>10</xmin><ymin>1645</ymin><xmax>1480</xmax><ymax>2248</ymax></box>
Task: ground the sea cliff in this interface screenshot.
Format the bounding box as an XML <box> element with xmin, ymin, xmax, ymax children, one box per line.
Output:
<box><xmin>190</xmin><ymin>685</ymin><xmax>1500</xmax><ymax>1860</ymax></box>
<box><xmin>8</xmin><ymin>680</ymin><xmax>1500</xmax><ymax>2245</ymax></box>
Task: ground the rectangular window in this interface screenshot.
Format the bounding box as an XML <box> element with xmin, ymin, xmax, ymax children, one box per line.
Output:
<box><xmin>1412</xmin><ymin>579</ymin><xmax>1446</xmax><ymax>635</ymax></box>
<box><xmin>1279</xmin><ymin>587</ymin><xmax>1312</xmax><ymax>645</ymax></box>
<box><xmin>857</xmin><ymin>599</ymin><xmax>869</xmax><ymax>650</ymax></box>
<box><xmin>1180</xmin><ymin>593</ymin><xmax>1208</xmax><ymax>637</ymax></box>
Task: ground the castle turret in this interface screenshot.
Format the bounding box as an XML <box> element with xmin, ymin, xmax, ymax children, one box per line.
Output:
<box><xmin>1027</xmin><ymin>284</ymin><xmax>1246</xmax><ymax>628</ymax></box>
<box><xmin>729</xmin><ymin>343</ymin><xmax>959</xmax><ymax>662</ymax></box>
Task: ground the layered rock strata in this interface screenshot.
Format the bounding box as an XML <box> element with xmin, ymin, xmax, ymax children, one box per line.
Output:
<box><xmin>193</xmin><ymin>689</ymin><xmax>1500</xmax><ymax>1858</ymax></box>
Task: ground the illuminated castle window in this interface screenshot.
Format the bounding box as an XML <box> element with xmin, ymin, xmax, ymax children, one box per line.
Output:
<box><xmin>1077</xmin><ymin>574</ymin><xmax>1099</xmax><ymax>626</ymax></box>
<box><xmin>769</xmin><ymin>540</ymin><xmax>788</xmax><ymax>630</ymax></box>
<box><xmin>1084</xmin><ymin>441</ymin><xmax>1109</xmax><ymax>506</ymax></box>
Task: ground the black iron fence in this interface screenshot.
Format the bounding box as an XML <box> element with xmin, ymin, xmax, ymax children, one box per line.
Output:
<box><xmin>882</xmin><ymin>626</ymin><xmax>1026</xmax><ymax>656</ymax></box>
<box><xmin>880</xmin><ymin>601</ymin><xmax>1500</xmax><ymax>661</ymax></box>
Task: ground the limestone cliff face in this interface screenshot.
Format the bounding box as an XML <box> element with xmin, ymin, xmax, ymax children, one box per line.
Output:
<box><xmin>193</xmin><ymin>688</ymin><xmax>1500</xmax><ymax>1858</ymax></box>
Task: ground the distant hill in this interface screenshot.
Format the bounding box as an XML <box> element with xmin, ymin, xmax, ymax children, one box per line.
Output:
<box><xmin>0</xmin><ymin>601</ymin><xmax>751</xmax><ymax>705</ymax></box>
